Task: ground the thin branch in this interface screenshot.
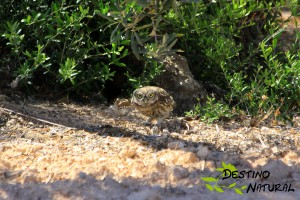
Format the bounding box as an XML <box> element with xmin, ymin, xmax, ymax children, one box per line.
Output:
<box><xmin>0</xmin><ymin>107</ymin><xmax>75</xmax><ymax>129</ymax></box>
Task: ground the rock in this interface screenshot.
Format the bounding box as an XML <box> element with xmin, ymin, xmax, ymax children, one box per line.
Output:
<box><xmin>197</xmin><ymin>146</ymin><xmax>210</xmax><ymax>160</ymax></box>
<box><xmin>170</xmin><ymin>132</ymin><xmax>180</xmax><ymax>138</ymax></box>
<box><xmin>261</xmin><ymin>160</ymin><xmax>293</xmax><ymax>182</ymax></box>
<box><xmin>155</xmin><ymin>53</ymin><xmax>207</xmax><ymax>114</ymax></box>
<box><xmin>154</xmin><ymin>161</ymin><xmax>166</xmax><ymax>172</ymax></box>
<box><xmin>158</xmin><ymin>151</ymin><xmax>198</xmax><ymax>165</ymax></box>
<box><xmin>151</xmin><ymin>126</ymin><xmax>160</xmax><ymax>134</ymax></box>
<box><xmin>166</xmin><ymin>165</ymin><xmax>189</xmax><ymax>181</ymax></box>
<box><xmin>118</xmin><ymin>147</ymin><xmax>136</xmax><ymax>158</ymax></box>
<box><xmin>127</xmin><ymin>190</ymin><xmax>164</xmax><ymax>200</ymax></box>
<box><xmin>207</xmin><ymin>151</ymin><xmax>229</xmax><ymax>162</ymax></box>
<box><xmin>261</xmin><ymin>126</ymin><xmax>275</xmax><ymax>134</ymax></box>
<box><xmin>167</xmin><ymin>141</ymin><xmax>185</xmax><ymax>150</ymax></box>
<box><xmin>204</xmin><ymin>161</ymin><xmax>216</xmax><ymax>170</ymax></box>
<box><xmin>0</xmin><ymin>94</ymin><xmax>8</xmax><ymax>101</ymax></box>
<box><xmin>178</xmin><ymin>152</ymin><xmax>199</xmax><ymax>164</ymax></box>
<box><xmin>161</xmin><ymin>129</ymin><xmax>170</xmax><ymax>135</ymax></box>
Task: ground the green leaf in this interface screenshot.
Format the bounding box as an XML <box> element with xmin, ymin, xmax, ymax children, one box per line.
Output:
<box><xmin>131</xmin><ymin>33</ymin><xmax>140</xmax><ymax>60</ymax></box>
<box><xmin>235</xmin><ymin>188</ymin><xmax>244</xmax><ymax>195</ymax></box>
<box><xmin>205</xmin><ymin>184</ymin><xmax>214</xmax><ymax>191</ymax></box>
<box><xmin>215</xmin><ymin>187</ymin><xmax>224</xmax><ymax>192</ymax></box>
<box><xmin>95</xmin><ymin>10</ymin><xmax>114</xmax><ymax>22</ymax></box>
<box><xmin>241</xmin><ymin>185</ymin><xmax>247</xmax><ymax>190</ymax></box>
<box><xmin>33</xmin><ymin>13</ymin><xmax>41</xmax><ymax>21</ymax></box>
<box><xmin>110</xmin><ymin>23</ymin><xmax>121</xmax><ymax>43</ymax></box>
<box><xmin>228</xmin><ymin>182</ymin><xmax>236</xmax><ymax>188</ymax></box>
<box><xmin>162</xmin><ymin>34</ymin><xmax>168</xmax><ymax>46</ymax></box>
<box><xmin>228</xmin><ymin>164</ymin><xmax>237</xmax><ymax>172</ymax></box>
<box><xmin>134</xmin><ymin>23</ymin><xmax>152</xmax><ymax>31</ymax></box>
<box><xmin>167</xmin><ymin>38</ymin><xmax>178</xmax><ymax>50</ymax></box>
<box><xmin>21</xmin><ymin>15</ymin><xmax>32</xmax><ymax>24</ymax></box>
<box><xmin>221</xmin><ymin>162</ymin><xmax>237</xmax><ymax>172</ymax></box>
<box><xmin>121</xmin><ymin>49</ymin><xmax>128</xmax><ymax>58</ymax></box>
<box><xmin>201</xmin><ymin>177</ymin><xmax>217</xmax><ymax>182</ymax></box>
<box><xmin>24</xmin><ymin>50</ymin><xmax>32</xmax><ymax>58</ymax></box>
<box><xmin>221</xmin><ymin>162</ymin><xmax>228</xmax><ymax>169</ymax></box>
<box><xmin>216</xmin><ymin>168</ymin><xmax>224</xmax><ymax>172</ymax></box>
<box><xmin>134</xmin><ymin>32</ymin><xmax>144</xmax><ymax>46</ymax></box>
<box><xmin>79</xmin><ymin>5</ymin><xmax>84</xmax><ymax>14</ymax></box>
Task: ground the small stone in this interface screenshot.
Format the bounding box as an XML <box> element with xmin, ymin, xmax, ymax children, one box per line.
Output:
<box><xmin>127</xmin><ymin>190</ymin><xmax>163</xmax><ymax>200</ymax></box>
<box><xmin>10</xmin><ymin>77</ymin><xmax>19</xmax><ymax>88</ymax></box>
<box><xmin>155</xmin><ymin>135</ymin><xmax>168</xmax><ymax>146</ymax></box>
<box><xmin>151</xmin><ymin>126</ymin><xmax>160</xmax><ymax>134</ymax></box>
<box><xmin>197</xmin><ymin>146</ymin><xmax>210</xmax><ymax>160</ymax></box>
<box><xmin>118</xmin><ymin>147</ymin><xmax>136</xmax><ymax>158</ymax></box>
<box><xmin>261</xmin><ymin>126</ymin><xmax>274</xmax><ymax>134</ymax></box>
<box><xmin>205</xmin><ymin>161</ymin><xmax>216</xmax><ymax>170</ymax></box>
<box><xmin>0</xmin><ymin>94</ymin><xmax>7</xmax><ymax>101</ymax></box>
<box><xmin>78</xmin><ymin>172</ymin><xmax>88</xmax><ymax>179</ymax></box>
<box><xmin>270</xmin><ymin>146</ymin><xmax>279</xmax><ymax>154</ymax></box>
<box><xmin>166</xmin><ymin>165</ymin><xmax>189</xmax><ymax>181</ymax></box>
<box><xmin>170</xmin><ymin>132</ymin><xmax>180</xmax><ymax>138</ymax></box>
<box><xmin>154</xmin><ymin>161</ymin><xmax>166</xmax><ymax>172</ymax></box>
<box><xmin>207</xmin><ymin>151</ymin><xmax>229</xmax><ymax>162</ymax></box>
<box><xmin>168</xmin><ymin>142</ymin><xmax>185</xmax><ymax>150</ymax></box>
<box><xmin>162</xmin><ymin>129</ymin><xmax>170</xmax><ymax>135</ymax></box>
<box><xmin>178</xmin><ymin>152</ymin><xmax>199</xmax><ymax>164</ymax></box>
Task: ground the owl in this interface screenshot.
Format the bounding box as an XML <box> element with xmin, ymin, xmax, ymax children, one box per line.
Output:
<box><xmin>131</xmin><ymin>86</ymin><xmax>175</xmax><ymax>125</ymax></box>
<box><xmin>112</xmin><ymin>98</ymin><xmax>132</xmax><ymax>116</ymax></box>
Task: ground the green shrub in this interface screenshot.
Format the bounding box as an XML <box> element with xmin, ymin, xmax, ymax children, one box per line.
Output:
<box><xmin>186</xmin><ymin>97</ymin><xmax>235</xmax><ymax>124</ymax></box>
<box><xmin>1</xmin><ymin>0</ymin><xmax>129</xmax><ymax>97</ymax></box>
<box><xmin>169</xmin><ymin>0</ymin><xmax>299</xmax><ymax>124</ymax></box>
<box><xmin>96</xmin><ymin>0</ymin><xmax>180</xmax><ymax>91</ymax></box>
<box><xmin>0</xmin><ymin>0</ymin><xmax>299</xmax><ymax>125</ymax></box>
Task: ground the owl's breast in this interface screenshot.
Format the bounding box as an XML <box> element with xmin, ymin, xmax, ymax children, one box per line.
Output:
<box><xmin>134</xmin><ymin>102</ymin><xmax>173</xmax><ymax>118</ymax></box>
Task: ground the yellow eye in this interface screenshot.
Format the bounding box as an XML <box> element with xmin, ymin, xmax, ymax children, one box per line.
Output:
<box><xmin>136</xmin><ymin>93</ymin><xmax>143</xmax><ymax>99</ymax></box>
<box><xmin>148</xmin><ymin>93</ymin><xmax>154</xmax><ymax>98</ymax></box>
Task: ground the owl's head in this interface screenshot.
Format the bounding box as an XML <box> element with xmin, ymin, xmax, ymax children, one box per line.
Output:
<box><xmin>131</xmin><ymin>87</ymin><xmax>159</xmax><ymax>107</ymax></box>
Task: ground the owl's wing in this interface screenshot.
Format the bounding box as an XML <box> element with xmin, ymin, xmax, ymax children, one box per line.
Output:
<box><xmin>158</xmin><ymin>89</ymin><xmax>175</xmax><ymax>109</ymax></box>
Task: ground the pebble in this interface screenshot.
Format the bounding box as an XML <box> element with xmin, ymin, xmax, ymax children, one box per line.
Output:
<box><xmin>167</xmin><ymin>141</ymin><xmax>185</xmax><ymax>150</ymax></box>
<box><xmin>196</xmin><ymin>146</ymin><xmax>210</xmax><ymax>160</ymax></box>
<box><xmin>166</xmin><ymin>165</ymin><xmax>189</xmax><ymax>181</ymax></box>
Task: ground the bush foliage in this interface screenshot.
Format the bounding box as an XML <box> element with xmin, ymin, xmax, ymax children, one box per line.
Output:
<box><xmin>0</xmin><ymin>0</ymin><xmax>299</xmax><ymax>124</ymax></box>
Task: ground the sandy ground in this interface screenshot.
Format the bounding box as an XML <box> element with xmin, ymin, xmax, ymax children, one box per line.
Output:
<box><xmin>0</xmin><ymin>94</ymin><xmax>299</xmax><ymax>200</ymax></box>
<box><xmin>0</xmin><ymin>10</ymin><xmax>299</xmax><ymax>200</ymax></box>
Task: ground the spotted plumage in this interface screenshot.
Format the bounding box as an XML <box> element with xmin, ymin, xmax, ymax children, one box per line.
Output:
<box><xmin>131</xmin><ymin>86</ymin><xmax>175</xmax><ymax>125</ymax></box>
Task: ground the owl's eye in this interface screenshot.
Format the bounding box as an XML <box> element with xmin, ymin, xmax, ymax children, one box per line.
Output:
<box><xmin>148</xmin><ymin>93</ymin><xmax>154</xmax><ymax>98</ymax></box>
<box><xmin>136</xmin><ymin>93</ymin><xmax>143</xmax><ymax>99</ymax></box>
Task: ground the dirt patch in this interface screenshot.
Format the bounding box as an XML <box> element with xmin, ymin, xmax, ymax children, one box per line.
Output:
<box><xmin>0</xmin><ymin>94</ymin><xmax>299</xmax><ymax>199</ymax></box>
